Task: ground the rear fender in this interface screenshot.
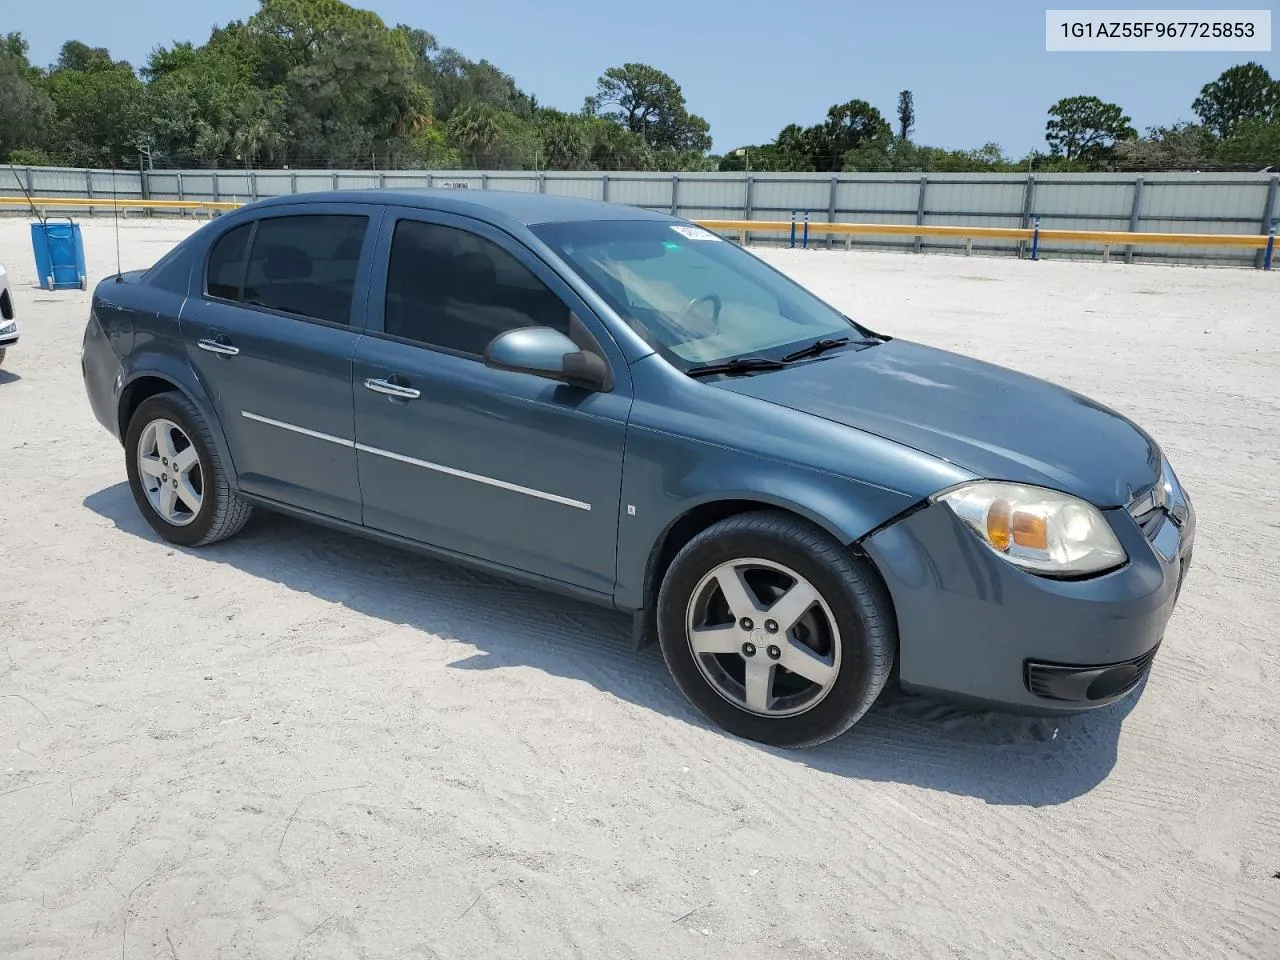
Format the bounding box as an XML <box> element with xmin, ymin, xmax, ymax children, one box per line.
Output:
<box><xmin>117</xmin><ymin>351</ymin><xmax>240</xmax><ymax>491</ymax></box>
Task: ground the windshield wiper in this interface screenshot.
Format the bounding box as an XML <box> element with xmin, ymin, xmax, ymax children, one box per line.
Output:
<box><xmin>686</xmin><ymin>357</ymin><xmax>789</xmax><ymax>378</ymax></box>
<box><xmin>780</xmin><ymin>334</ymin><xmax>882</xmax><ymax>363</ymax></box>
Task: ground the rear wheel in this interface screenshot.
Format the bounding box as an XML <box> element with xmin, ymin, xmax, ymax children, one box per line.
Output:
<box><xmin>124</xmin><ymin>392</ymin><xmax>252</xmax><ymax>547</ymax></box>
<box><xmin>656</xmin><ymin>511</ymin><xmax>896</xmax><ymax>748</ymax></box>
<box><xmin>0</xmin><ymin>348</ymin><xmax>6</xmax><ymax>367</ymax></box>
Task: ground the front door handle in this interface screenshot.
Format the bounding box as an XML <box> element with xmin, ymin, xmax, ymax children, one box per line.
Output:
<box><xmin>197</xmin><ymin>338</ymin><xmax>239</xmax><ymax>356</ymax></box>
<box><xmin>364</xmin><ymin>377</ymin><xmax>421</xmax><ymax>400</ymax></box>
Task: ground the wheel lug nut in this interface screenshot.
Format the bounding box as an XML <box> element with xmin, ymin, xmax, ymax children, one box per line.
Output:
<box><xmin>741</xmin><ymin>642</ymin><xmax>756</xmax><ymax>658</ymax></box>
<box><xmin>765</xmin><ymin>620</ymin><xmax>779</xmax><ymax>633</ymax></box>
<box><xmin>766</xmin><ymin>645</ymin><xmax>781</xmax><ymax>661</ymax></box>
<box><xmin>739</xmin><ymin>618</ymin><xmax>754</xmax><ymax>631</ymax></box>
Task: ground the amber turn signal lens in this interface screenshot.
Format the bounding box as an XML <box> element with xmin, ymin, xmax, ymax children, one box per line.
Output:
<box><xmin>986</xmin><ymin>499</ymin><xmax>1012</xmax><ymax>551</ymax></box>
<box><xmin>1012</xmin><ymin>511</ymin><xmax>1049</xmax><ymax>550</ymax></box>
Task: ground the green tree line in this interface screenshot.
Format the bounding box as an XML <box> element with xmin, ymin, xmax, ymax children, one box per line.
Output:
<box><xmin>1</xmin><ymin>0</ymin><xmax>1277</xmax><ymax>173</ymax></box>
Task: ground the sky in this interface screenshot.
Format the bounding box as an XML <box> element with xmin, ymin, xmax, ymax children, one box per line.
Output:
<box><xmin>10</xmin><ymin>0</ymin><xmax>1279</xmax><ymax>157</ymax></box>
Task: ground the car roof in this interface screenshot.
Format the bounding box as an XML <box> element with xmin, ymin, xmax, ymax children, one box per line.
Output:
<box><xmin>242</xmin><ymin>187</ymin><xmax>679</xmax><ymax>227</ymax></box>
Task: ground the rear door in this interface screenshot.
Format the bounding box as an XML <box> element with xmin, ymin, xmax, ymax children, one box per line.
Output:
<box><xmin>350</xmin><ymin>207</ymin><xmax>635</xmax><ymax>597</ymax></box>
<box><xmin>180</xmin><ymin>204</ymin><xmax>380</xmax><ymax>523</ymax></box>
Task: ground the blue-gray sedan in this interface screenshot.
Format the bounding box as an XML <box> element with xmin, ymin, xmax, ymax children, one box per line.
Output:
<box><xmin>80</xmin><ymin>190</ymin><xmax>1195</xmax><ymax>747</ymax></box>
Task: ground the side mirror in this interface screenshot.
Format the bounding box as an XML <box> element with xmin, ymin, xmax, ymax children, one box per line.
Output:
<box><xmin>482</xmin><ymin>326</ymin><xmax>612</xmax><ymax>392</ymax></box>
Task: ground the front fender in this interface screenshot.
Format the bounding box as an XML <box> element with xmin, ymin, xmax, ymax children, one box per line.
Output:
<box><xmin>614</xmin><ymin>424</ymin><xmax>931</xmax><ymax>611</ymax></box>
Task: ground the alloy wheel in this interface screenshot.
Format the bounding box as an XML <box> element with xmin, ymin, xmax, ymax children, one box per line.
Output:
<box><xmin>136</xmin><ymin>418</ymin><xmax>204</xmax><ymax>527</ymax></box>
<box><xmin>684</xmin><ymin>557</ymin><xmax>842</xmax><ymax>717</ymax></box>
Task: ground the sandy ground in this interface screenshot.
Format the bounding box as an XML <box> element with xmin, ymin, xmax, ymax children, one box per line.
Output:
<box><xmin>1</xmin><ymin>216</ymin><xmax>1278</xmax><ymax>960</ymax></box>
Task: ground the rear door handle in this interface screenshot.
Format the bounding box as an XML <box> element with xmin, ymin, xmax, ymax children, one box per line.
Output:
<box><xmin>364</xmin><ymin>377</ymin><xmax>421</xmax><ymax>400</ymax></box>
<box><xmin>198</xmin><ymin>338</ymin><xmax>239</xmax><ymax>356</ymax></box>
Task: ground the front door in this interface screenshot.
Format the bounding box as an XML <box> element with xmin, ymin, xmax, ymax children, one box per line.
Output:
<box><xmin>180</xmin><ymin>206</ymin><xmax>379</xmax><ymax>523</ymax></box>
<box><xmin>350</xmin><ymin>208</ymin><xmax>633</xmax><ymax>598</ymax></box>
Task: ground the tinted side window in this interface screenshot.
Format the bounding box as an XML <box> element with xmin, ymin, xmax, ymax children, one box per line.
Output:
<box><xmin>241</xmin><ymin>214</ymin><xmax>369</xmax><ymax>325</ymax></box>
<box><xmin>385</xmin><ymin>220</ymin><xmax>570</xmax><ymax>355</ymax></box>
<box><xmin>206</xmin><ymin>223</ymin><xmax>252</xmax><ymax>300</ymax></box>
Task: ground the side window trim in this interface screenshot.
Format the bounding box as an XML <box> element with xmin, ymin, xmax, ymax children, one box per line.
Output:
<box><xmin>198</xmin><ymin>205</ymin><xmax>383</xmax><ymax>330</ymax></box>
<box><xmin>366</xmin><ymin>207</ymin><xmax>623</xmax><ymax>371</ymax></box>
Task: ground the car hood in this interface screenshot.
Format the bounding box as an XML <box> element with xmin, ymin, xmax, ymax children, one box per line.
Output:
<box><xmin>713</xmin><ymin>339</ymin><xmax>1162</xmax><ymax>507</ymax></box>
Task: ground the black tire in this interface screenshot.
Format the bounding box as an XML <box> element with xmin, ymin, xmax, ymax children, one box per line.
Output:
<box><xmin>0</xmin><ymin>347</ymin><xmax>6</xmax><ymax>367</ymax></box>
<box><xmin>655</xmin><ymin>510</ymin><xmax>897</xmax><ymax>748</ymax></box>
<box><xmin>123</xmin><ymin>391</ymin><xmax>253</xmax><ymax>547</ymax></box>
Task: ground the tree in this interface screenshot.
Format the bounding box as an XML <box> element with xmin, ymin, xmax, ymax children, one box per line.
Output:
<box><xmin>44</xmin><ymin>40</ymin><xmax>146</xmax><ymax>165</ymax></box>
<box><xmin>1192</xmin><ymin>62</ymin><xmax>1280</xmax><ymax>139</ymax></box>
<box><xmin>897</xmin><ymin>90</ymin><xmax>915</xmax><ymax>141</ymax></box>
<box><xmin>0</xmin><ymin>33</ymin><xmax>54</xmax><ymax>161</ymax></box>
<box><xmin>1215</xmin><ymin>117</ymin><xmax>1280</xmax><ymax>169</ymax></box>
<box><xmin>822</xmin><ymin>99</ymin><xmax>892</xmax><ymax>171</ymax></box>
<box><xmin>585</xmin><ymin>62</ymin><xmax>711</xmax><ymax>153</ymax></box>
<box><xmin>1045</xmin><ymin>95</ymin><xmax>1136</xmax><ymax>164</ymax></box>
<box><xmin>1114</xmin><ymin>123</ymin><xmax>1213</xmax><ymax>171</ymax></box>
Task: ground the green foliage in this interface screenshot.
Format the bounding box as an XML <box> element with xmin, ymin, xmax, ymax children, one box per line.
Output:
<box><xmin>1114</xmin><ymin>123</ymin><xmax>1214</xmax><ymax>171</ymax></box>
<box><xmin>0</xmin><ymin>33</ymin><xmax>54</xmax><ymax>161</ymax></box>
<box><xmin>1045</xmin><ymin>95</ymin><xmax>1136</xmax><ymax>163</ymax></box>
<box><xmin>5</xmin><ymin>8</ymin><xmax>1279</xmax><ymax>175</ymax></box>
<box><xmin>1192</xmin><ymin>62</ymin><xmax>1280</xmax><ymax>139</ymax></box>
<box><xmin>585</xmin><ymin>62</ymin><xmax>711</xmax><ymax>153</ymax></box>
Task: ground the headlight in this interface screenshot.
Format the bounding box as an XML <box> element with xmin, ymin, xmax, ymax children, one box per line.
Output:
<box><xmin>0</xmin><ymin>321</ymin><xmax>14</xmax><ymax>335</ymax></box>
<box><xmin>935</xmin><ymin>481</ymin><xmax>1126</xmax><ymax>576</ymax></box>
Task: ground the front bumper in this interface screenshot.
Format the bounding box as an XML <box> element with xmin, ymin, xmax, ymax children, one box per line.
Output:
<box><xmin>862</xmin><ymin>472</ymin><xmax>1195</xmax><ymax>714</ymax></box>
<box><xmin>0</xmin><ymin>324</ymin><xmax>18</xmax><ymax>348</ymax></box>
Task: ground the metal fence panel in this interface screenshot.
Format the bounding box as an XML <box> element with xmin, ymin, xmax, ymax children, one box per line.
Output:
<box><xmin>6</xmin><ymin>165</ymin><xmax>1275</xmax><ymax>267</ymax></box>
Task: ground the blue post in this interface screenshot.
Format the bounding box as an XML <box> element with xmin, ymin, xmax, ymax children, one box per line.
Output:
<box><xmin>1265</xmin><ymin>218</ymin><xmax>1277</xmax><ymax>271</ymax></box>
<box><xmin>802</xmin><ymin>211</ymin><xmax>810</xmax><ymax>249</ymax></box>
<box><xmin>1030</xmin><ymin>215</ymin><xmax>1041</xmax><ymax>261</ymax></box>
<box><xmin>789</xmin><ymin>211</ymin><xmax>797</xmax><ymax>249</ymax></box>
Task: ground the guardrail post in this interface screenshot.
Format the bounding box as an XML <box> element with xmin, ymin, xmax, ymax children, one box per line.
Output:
<box><xmin>1125</xmin><ymin>176</ymin><xmax>1143</xmax><ymax>264</ymax></box>
<box><xmin>670</xmin><ymin>175</ymin><xmax>680</xmax><ymax>217</ymax></box>
<box><xmin>1257</xmin><ymin>176</ymin><xmax>1279</xmax><ymax>269</ymax></box>
<box><xmin>482</xmin><ymin>173</ymin><xmax>489</xmax><ymax>191</ymax></box>
<box><xmin>789</xmin><ymin>210</ymin><xmax>797</xmax><ymax>248</ymax></box>
<box><xmin>802</xmin><ymin>211</ymin><xmax>810</xmax><ymax>249</ymax></box>
<box><xmin>1018</xmin><ymin>175</ymin><xmax>1036</xmax><ymax>259</ymax></box>
<box><xmin>744</xmin><ymin>176</ymin><xmax>755</xmax><ymax>246</ymax></box>
<box><xmin>827</xmin><ymin>177</ymin><xmax>837</xmax><ymax>250</ymax></box>
<box><xmin>379</xmin><ymin>171</ymin><xmax>386</xmax><ymax>190</ymax></box>
<box><xmin>213</xmin><ymin>172</ymin><xmax>220</xmax><ymax>205</ymax></box>
<box><xmin>1031</xmin><ymin>215</ymin><xmax>1041</xmax><ymax>261</ymax></box>
<box><xmin>290</xmin><ymin>171</ymin><xmax>298</xmax><ymax>195</ymax></box>
<box><xmin>599</xmin><ymin>174</ymin><xmax>607</xmax><ymax>201</ymax></box>
<box><xmin>86</xmin><ymin>169</ymin><xmax>94</xmax><ymax>217</ymax></box>
<box><xmin>177</xmin><ymin>172</ymin><xmax>185</xmax><ymax>218</ymax></box>
<box><xmin>915</xmin><ymin>176</ymin><xmax>928</xmax><ymax>254</ymax></box>
<box><xmin>1265</xmin><ymin>218</ymin><xmax>1277</xmax><ymax>271</ymax></box>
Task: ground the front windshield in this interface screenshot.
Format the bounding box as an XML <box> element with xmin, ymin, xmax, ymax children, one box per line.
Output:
<box><xmin>530</xmin><ymin>219</ymin><xmax>864</xmax><ymax>367</ymax></box>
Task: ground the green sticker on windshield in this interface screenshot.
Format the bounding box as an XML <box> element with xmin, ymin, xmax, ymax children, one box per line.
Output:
<box><xmin>662</xmin><ymin>240</ymin><xmax>681</xmax><ymax>250</ymax></box>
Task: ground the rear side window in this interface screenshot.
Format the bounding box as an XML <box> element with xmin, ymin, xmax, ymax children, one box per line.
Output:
<box><xmin>384</xmin><ymin>219</ymin><xmax>570</xmax><ymax>355</ymax></box>
<box><xmin>206</xmin><ymin>214</ymin><xmax>369</xmax><ymax>326</ymax></box>
<box><xmin>206</xmin><ymin>223</ymin><xmax>251</xmax><ymax>300</ymax></box>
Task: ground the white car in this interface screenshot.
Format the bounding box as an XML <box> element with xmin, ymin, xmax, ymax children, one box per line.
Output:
<box><xmin>0</xmin><ymin>262</ymin><xmax>16</xmax><ymax>367</ymax></box>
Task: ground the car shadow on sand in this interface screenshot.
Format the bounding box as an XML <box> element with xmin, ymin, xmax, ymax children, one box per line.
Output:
<box><xmin>0</xmin><ymin>368</ymin><xmax>21</xmax><ymax>385</ymax></box>
<box><xmin>84</xmin><ymin>482</ymin><xmax>1143</xmax><ymax>807</ymax></box>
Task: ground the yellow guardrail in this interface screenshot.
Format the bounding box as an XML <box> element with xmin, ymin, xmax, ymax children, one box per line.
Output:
<box><xmin>0</xmin><ymin>197</ymin><xmax>1272</xmax><ymax>258</ymax></box>
<box><xmin>0</xmin><ymin>196</ymin><xmax>239</xmax><ymax>212</ymax></box>
<box><xmin>696</xmin><ymin>218</ymin><xmax>1272</xmax><ymax>250</ymax></box>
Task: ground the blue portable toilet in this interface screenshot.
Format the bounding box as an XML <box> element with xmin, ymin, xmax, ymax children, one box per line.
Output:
<box><xmin>31</xmin><ymin>216</ymin><xmax>87</xmax><ymax>291</ymax></box>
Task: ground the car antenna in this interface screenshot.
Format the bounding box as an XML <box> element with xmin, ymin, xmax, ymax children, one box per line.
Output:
<box><xmin>111</xmin><ymin>157</ymin><xmax>123</xmax><ymax>283</ymax></box>
<box><xmin>8</xmin><ymin>164</ymin><xmax>44</xmax><ymax>226</ymax></box>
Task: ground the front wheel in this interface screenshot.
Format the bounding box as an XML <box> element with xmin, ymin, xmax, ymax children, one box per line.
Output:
<box><xmin>124</xmin><ymin>391</ymin><xmax>253</xmax><ymax>547</ymax></box>
<box><xmin>656</xmin><ymin>511</ymin><xmax>897</xmax><ymax>748</ymax></box>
